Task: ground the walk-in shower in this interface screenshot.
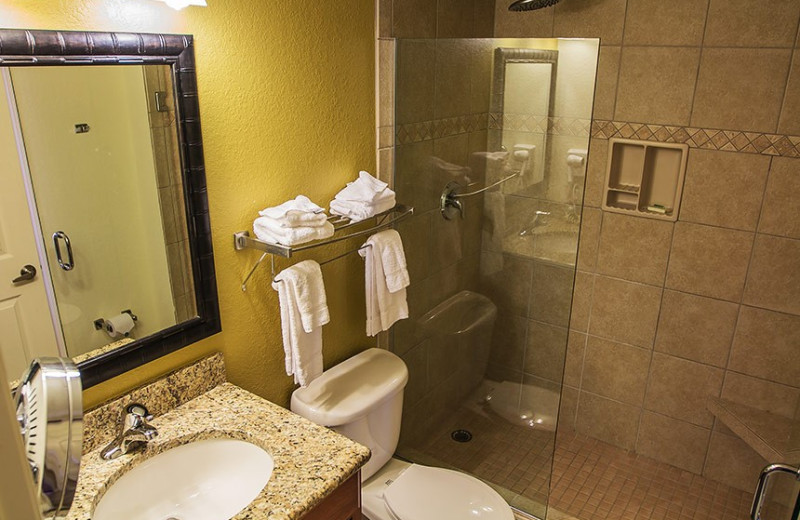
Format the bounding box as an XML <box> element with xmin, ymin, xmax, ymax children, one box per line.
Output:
<box><xmin>390</xmin><ymin>37</ymin><xmax>599</xmax><ymax>519</ymax></box>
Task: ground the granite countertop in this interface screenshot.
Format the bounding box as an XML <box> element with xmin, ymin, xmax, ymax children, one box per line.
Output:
<box><xmin>67</xmin><ymin>382</ymin><xmax>371</xmax><ymax>520</ymax></box>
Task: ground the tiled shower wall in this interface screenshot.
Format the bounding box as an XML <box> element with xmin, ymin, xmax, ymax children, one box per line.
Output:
<box><xmin>493</xmin><ymin>0</ymin><xmax>800</xmax><ymax>493</ymax></box>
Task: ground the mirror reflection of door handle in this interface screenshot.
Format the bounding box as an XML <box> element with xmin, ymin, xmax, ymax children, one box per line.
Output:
<box><xmin>12</xmin><ymin>264</ymin><xmax>37</xmax><ymax>284</ymax></box>
<box><xmin>52</xmin><ymin>231</ymin><xmax>75</xmax><ymax>271</ymax></box>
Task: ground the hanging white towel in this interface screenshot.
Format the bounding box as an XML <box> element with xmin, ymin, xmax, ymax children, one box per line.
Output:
<box><xmin>359</xmin><ymin>230</ymin><xmax>410</xmax><ymax>336</ymax></box>
<box><xmin>272</xmin><ymin>260</ymin><xmax>329</xmax><ymax>386</ymax></box>
<box><xmin>254</xmin><ymin>219</ymin><xmax>335</xmax><ymax>246</ymax></box>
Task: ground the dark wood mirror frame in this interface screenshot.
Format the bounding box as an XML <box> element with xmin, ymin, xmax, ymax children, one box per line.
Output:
<box><xmin>0</xmin><ymin>29</ymin><xmax>221</xmax><ymax>388</ymax></box>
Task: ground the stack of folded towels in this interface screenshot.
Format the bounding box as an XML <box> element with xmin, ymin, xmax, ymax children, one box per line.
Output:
<box><xmin>330</xmin><ymin>171</ymin><xmax>396</xmax><ymax>222</ymax></box>
<box><xmin>253</xmin><ymin>195</ymin><xmax>334</xmax><ymax>246</ymax></box>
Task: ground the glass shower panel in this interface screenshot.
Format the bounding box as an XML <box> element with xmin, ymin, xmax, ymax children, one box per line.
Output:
<box><xmin>392</xmin><ymin>38</ymin><xmax>599</xmax><ymax>519</ymax></box>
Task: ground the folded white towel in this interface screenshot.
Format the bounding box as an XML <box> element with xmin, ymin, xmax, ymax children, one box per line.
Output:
<box><xmin>334</xmin><ymin>171</ymin><xmax>389</xmax><ymax>203</ymax></box>
<box><xmin>330</xmin><ymin>192</ymin><xmax>396</xmax><ymax>222</ymax></box>
<box><xmin>272</xmin><ymin>260</ymin><xmax>329</xmax><ymax>386</ymax></box>
<box><xmin>259</xmin><ymin>195</ymin><xmax>325</xmax><ymax>223</ymax></box>
<box><xmin>254</xmin><ymin>218</ymin><xmax>334</xmax><ymax>246</ymax></box>
<box><xmin>359</xmin><ymin>231</ymin><xmax>410</xmax><ymax>336</ymax></box>
<box><xmin>258</xmin><ymin>213</ymin><xmax>328</xmax><ymax>229</ymax></box>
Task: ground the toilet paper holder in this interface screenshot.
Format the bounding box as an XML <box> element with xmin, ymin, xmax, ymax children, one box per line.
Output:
<box><xmin>94</xmin><ymin>309</ymin><xmax>138</xmax><ymax>336</ymax></box>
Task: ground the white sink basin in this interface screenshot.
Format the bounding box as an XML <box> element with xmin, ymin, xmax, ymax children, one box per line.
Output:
<box><xmin>93</xmin><ymin>438</ymin><xmax>274</xmax><ymax>520</ymax></box>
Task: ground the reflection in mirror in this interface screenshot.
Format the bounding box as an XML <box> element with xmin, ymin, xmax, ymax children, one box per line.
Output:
<box><xmin>1</xmin><ymin>63</ymin><xmax>200</xmax><ymax>382</ymax></box>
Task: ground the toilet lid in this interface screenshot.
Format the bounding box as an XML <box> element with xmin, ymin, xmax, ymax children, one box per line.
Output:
<box><xmin>383</xmin><ymin>464</ymin><xmax>514</xmax><ymax>520</ymax></box>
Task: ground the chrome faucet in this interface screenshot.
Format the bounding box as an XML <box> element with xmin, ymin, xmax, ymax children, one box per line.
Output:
<box><xmin>100</xmin><ymin>403</ymin><xmax>158</xmax><ymax>460</ymax></box>
<box><xmin>519</xmin><ymin>210</ymin><xmax>551</xmax><ymax>237</ymax></box>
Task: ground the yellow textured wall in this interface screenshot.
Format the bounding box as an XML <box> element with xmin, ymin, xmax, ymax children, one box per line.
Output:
<box><xmin>0</xmin><ymin>0</ymin><xmax>376</xmax><ymax>408</ymax></box>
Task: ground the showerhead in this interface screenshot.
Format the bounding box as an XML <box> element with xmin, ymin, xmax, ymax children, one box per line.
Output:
<box><xmin>508</xmin><ymin>0</ymin><xmax>561</xmax><ymax>11</ymax></box>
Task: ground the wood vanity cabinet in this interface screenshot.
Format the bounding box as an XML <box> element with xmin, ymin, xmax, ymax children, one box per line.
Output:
<box><xmin>302</xmin><ymin>471</ymin><xmax>361</xmax><ymax>520</ymax></box>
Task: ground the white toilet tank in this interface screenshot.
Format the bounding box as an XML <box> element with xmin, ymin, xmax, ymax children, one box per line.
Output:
<box><xmin>290</xmin><ymin>348</ymin><xmax>409</xmax><ymax>480</ymax></box>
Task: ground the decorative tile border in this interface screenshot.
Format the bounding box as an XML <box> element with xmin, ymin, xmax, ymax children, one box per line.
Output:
<box><xmin>397</xmin><ymin>115</ymin><xmax>800</xmax><ymax>159</ymax></box>
<box><xmin>591</xmin><ymin>120</ymin><xmax>800</xmax><ymax>158</ymax></box>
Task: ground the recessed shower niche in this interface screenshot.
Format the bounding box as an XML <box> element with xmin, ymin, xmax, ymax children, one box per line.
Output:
<box><xmin>602</xmin><ymin>138</ymin><xmax>688</xmax><ymax>221</ymax></box>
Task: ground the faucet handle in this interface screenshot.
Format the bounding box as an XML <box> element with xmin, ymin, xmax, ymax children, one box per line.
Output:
<box><xmin>126</xmin><ymin>403</ymin><xmax>152</xmax><ymax>420</ymax></box>
<box><xmin>122</xmin><ymin>403</ymin><xmax>153</xmax><ymax>430</ymax></box>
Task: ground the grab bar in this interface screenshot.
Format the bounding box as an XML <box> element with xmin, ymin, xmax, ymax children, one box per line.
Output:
<box><xmin>450</xmin><ymin>173</ymin><xmax>518</xmax><ymax>199</ymax></box>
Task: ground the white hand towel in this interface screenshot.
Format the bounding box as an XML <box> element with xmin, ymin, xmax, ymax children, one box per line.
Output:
<box><xmin>259</xmin><ymin>212</ymin><xmax>328</xmax><ymax>228</ymax></box>
<box><xmin>330</xmin><ymin>192</ymin><xmax>396</xmax><ymax>222</ymax></box>
<box><xmin>334</xmin><ymin>171</ymin><xmax>389</xmax><ymax>203</ymax></box>
<box><xmin>272</xmin><ymin>260</ymin><xmax>329</xmax><ymax>386</ymax></box>
<box><xmin>375</xmin><ymin>229</ymin><xmax>410</xmax><ymax>293</ymax></box>
<box><xmin>260</xmin><ymin>195</ymin><xmax>325</xmax><ymax>220</ymax></box>
<box><xmin>359</xmin><ymin>231</ymin><xmax>410</xmax><ymax>336</ymax></box>
<box><xmin>253</xmin><ymin>218</ymin><xmax>335</xmax><ymax>246</ymax></box>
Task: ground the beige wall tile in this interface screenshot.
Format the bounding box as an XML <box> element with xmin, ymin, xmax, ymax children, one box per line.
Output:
<box><xmin>378</xmin><ymin>146</ymin><xmax>394</xmax><ymax>183</ymax></box>
<box><xmin>615</xmin><ymin>46</ymin><xmax>700</xmax><ymax>126</ymax></box>
<box><xmin>644</xmin><ymin>352</ymin><xmax>724</xmax><ymax>427</ymax></box>
<box><xmin>582</xmin><ymin>336</ymin><xmax>651</xmax><ymax>406</ymax></box>
<box><xmin>680</xmin><ymin>149</ymin><xmax>770</xmax><ymax>231</ymax></box>
<box><xmin>569</xmin><ymin>271</ymin><xmax>594</xmax><ymax>333</ymax></box>
<box><xmin>473</xmin><ymin>0</ymin><xmax>497</xmax><ymax>38</ymax></box>
<box><xmin>722</xmin><ymin>371</ymin><xmax>800</xmax><ymax>419</ymax></box>
<box><xmin>530</xmin><ymin>262</ymin><xmax>575</xmax><ymax>327</ymax></box>
<box><xmin>691</xmin><ymin>48</ymin><xmax>792</xmax><ymax>133</ymax></box>
<box><xmin>393</xmin><ymin>0</ymin><xmax>437</xmax><ymax>37</ymax></box>
<box><xmin>583</xmin><ymin>138</ymin><xmax>607</xmax><ymax>208</ymax></box>
<box><xmin>470</xmin><ymin>41</ymin><xmax>494</xmax><ymax>114</ymax></box>
<box><xmin>624</xmin><ymin>0</ymin><xmax>709</xmax><ymax>46</ymax></box>
<box><xmin>493</xmin><ymin>1</ymin><xmax>554</xmax><ymax>38</ymax></box>
<box><xmin>378</xmin><ymin>40</ymin><xmax>395</xmax><ymax>128</ymax></box>
<box><xmin>703</xmin><ymin>431</ymin><xmax>768</xmax><ymax>492</ymax></box>
<box><xmin>654</xmin><ymin>290</ymin><xmax>738</xmax><ymax>368</ymax></box>
<box><xmin>481</xmin><ymin>253</ymin><xmax>533</xmax><ymax>316</ymax></box>
<box><xmin>589</xmin><ymin>275</ymin><xmax>662</xmax><ymax>348</ymax></box>
<box><xmin>434</xmin><ymin>40</ymin><xmax>474</xmax><ymax>119</ymax></box>
<box><xmin>576</xmin><ymin>391</ymin><xmax>641</xmax><ymax>450</ymax></box>
<box><xmin>744</xmin><ymin>234</ymin><xmax>800</xmax><ymax>316</ymax></box>
<box><xmin>558</xmin><ymin>385</ymin><xmax>579</xmax><ymax>431</ymax></box>
<box><xmin>396</xmin><ymin>40</ymin><xmax>436</xmax><ymax>125</ymax></box>
<box><xmin>729</xmin><ymin>306</ymin><xmax>800</xmax><ymax>387</ymax></box>
<box><xmin>397</xmin><ymin>213</ymin><xmax>431</xmax><ymax>282</ymax></box>
<box><xmin>665</xmin><ymin>222</ymin><xmax>754</xmax><ymax>302</ymax></box>
<box><xmin>577</xmin><ymin>207</ymin><xmax>601</xmax><ymax>271</ymax></box>
<box><xmin>596</xmin><ymin>212</ymin><xmax>673</xmax><ymax>285</ymax></box>
<box><xmin>760</xmin><ymin>158</ymin><xmax>800</xmax><ymax>239</ymax></box>
<box><xmin>592</xmin><ymin>46</ymin><xmax>620</xmax><ymax>121</ymax></box>
<box><xmin>564</xmin><ymin>331</ymin><xmax>586</xmax><ymax>387</ymax></box>
<box><xmin>636</xmin><ymin>411</ymin><xmax>711</xmax><ymax>474</ymax></box>
<box><xmin>401</xmin><ymin>343</ymin><xmax>428</xmax><ymax>405</ymax></box>
<box><xmin>524</xmin><ymin>320</ymin><xmax>569</xmax><ymax>383</ymax></box>
<box><xmin>489</xmin><ymin>313</ymin><xmax>529</xmax><ymax>370</ymax></box>
<box><xmin>779</xmin><ymin>54</ymin><xmax>800</xmax><ymax>135</ymax></box>
<box><xmin>704</xmin><ymin>0</ymin><xmax>800</xmax><ymax>48</ymax></box>
<box><xmin>552</xmin><ymin>0</ymin><xmax>628</xmax><ymax>45</ymax></box>
<box><xmin>437</xmin><ymin>0</ymin><xmax>475</xmax><ymax>38</ymax></box>
<box><xmin>378</xmin><ymin>0</ymin><xmax>392</xmax><ymax>38</ymax></box>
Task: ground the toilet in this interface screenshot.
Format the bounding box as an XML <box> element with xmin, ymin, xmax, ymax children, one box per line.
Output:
<box><xmin>291</xmin><ymin>348</ymin><xmax>514</xmax><ymax>520</ymax></box>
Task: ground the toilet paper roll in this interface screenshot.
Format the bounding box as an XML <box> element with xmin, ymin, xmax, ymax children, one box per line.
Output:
<box><xmin>104</xmin><ymin>313</ymin><xmax>136</xmax><ymax>338</ymax></box>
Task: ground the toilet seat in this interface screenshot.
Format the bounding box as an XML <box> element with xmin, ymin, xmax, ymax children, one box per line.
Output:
<box><xmin>381</xmin><ymin>464</ymin><xmax>513</xmax><ymax>520</ymax></box>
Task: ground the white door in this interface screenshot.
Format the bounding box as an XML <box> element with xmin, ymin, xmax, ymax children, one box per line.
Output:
<box><xmin>0</xmin><ymin>75</ymin><xmax>60</xmax><ymax>382</ymax></box>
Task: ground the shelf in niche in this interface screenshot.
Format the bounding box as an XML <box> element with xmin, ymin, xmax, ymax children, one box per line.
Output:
<box><xmin>602</xmin><ymin>138</ymin><xmax>688</xmax><ymax>221</ymax></box>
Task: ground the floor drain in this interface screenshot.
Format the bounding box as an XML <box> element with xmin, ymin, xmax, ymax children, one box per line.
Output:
<box><xmin>451</xmin><ymin>429</ymin><xmax>473</xmax><ymax>443</ymax></box>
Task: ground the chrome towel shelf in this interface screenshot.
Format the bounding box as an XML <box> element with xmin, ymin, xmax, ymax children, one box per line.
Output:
<box><xmin>233</xmin><ymin>204</ymin><xmax>414</xmax><ymax>291</ymax></box>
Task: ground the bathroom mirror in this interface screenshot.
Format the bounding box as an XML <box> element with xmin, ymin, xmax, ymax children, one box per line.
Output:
<box><xmin>0</xmin><ymin>29</ymin><xmax>220</xmax><ymax>388</ymax></box>
<box><xmin>490</xmin><ymin>48</ymin><xmax>558</xmax><ymax>188</ymax></box>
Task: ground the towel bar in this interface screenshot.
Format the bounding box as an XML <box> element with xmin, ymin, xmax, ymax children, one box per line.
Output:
<box><xmin>235</xmin><ymin>204</ymin><xmax>413</xmax><ymax>291</ymax></box>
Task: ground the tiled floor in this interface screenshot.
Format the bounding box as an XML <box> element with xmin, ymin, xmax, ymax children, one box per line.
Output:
<box><xmin>550</xmin><ymin>431</ymin><xmax>753</xmax><ymax>520</ymax></box>
<box><xmin>399</xmin><ymin>403</ymin><xmax>753</xmax><ymax>520</ymax></box>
